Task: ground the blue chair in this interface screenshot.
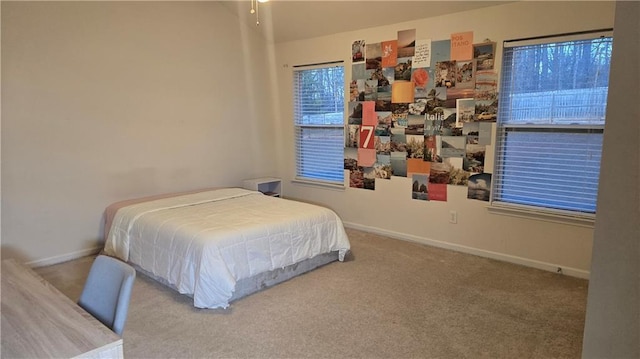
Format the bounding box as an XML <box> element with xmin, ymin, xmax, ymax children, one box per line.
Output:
<box><xmin>78</xmin><ymin>255</ymin><xmax>136</xmax><ymax>336</ymax></box>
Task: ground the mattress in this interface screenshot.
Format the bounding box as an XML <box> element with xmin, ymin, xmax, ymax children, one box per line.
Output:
<box><xmin>103</xmin><ymin>188</ymin><xmax>350</xmax><ymax>309</ymax></box>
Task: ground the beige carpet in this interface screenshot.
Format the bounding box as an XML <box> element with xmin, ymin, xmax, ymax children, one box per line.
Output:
<box><xmin>36</xmin><ymin>228</ymin><xmax>588</xmax><ymax>358</ymax></box>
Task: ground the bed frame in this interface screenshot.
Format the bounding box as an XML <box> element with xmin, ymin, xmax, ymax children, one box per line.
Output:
<box><xmin>134</xmin><ymin>251</ymin><xmax>340</xmax><ymax>304</ymax></box>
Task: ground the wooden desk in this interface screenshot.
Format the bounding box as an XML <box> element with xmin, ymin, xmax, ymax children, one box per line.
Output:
<box><xmin>1</xmin><ymin>259</ymin><xmax>124</xmax><ymax>358</ymax></box>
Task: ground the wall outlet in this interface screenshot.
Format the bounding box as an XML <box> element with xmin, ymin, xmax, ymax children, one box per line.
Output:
<box><xmin>449</xmin><ymin>210</ymin><xmax>458</xmax><ymax>224</ymax></box>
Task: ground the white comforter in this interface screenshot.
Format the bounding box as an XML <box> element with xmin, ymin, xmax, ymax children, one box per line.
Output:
<box><xmin>104</xmin><ymin>188</ymin><xmax>350</xmax><ymax>309</ymax></box>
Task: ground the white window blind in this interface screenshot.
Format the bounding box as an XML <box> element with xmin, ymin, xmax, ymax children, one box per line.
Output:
<box><xmin>293</xmin><ymin>62</ymin><xmax>345</xmax><ymax>184</ymax></box>
<box><xmin>492</xmin><ymin>31</ymin><xmax>613</xmax><ymax>217</ymax></box>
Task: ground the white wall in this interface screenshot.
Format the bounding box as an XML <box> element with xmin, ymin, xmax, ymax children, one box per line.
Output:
<box><xmin>582</xmin><ymin>1</ymin><xmax>640</xmax><ymax>356</ymax></box>
<box><xmin>274</xmin><ymin>1</ymin><xmax>616</xmax><ymax>276</ymax></box>
<box><xmin>1</xmin><ymin>2</ymin><xmax>278</xmax><ymax>264</ymax></box>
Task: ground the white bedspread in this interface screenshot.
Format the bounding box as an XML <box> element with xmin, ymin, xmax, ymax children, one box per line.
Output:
<box><xmin>104</xmin><ymin>188</ymin><xmax>350</xmax><ymax>309</ymax></box>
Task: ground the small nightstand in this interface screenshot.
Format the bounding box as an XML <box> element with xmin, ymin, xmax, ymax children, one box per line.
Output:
<box><xmin>242</xmin><ymin>177</ymin><xmax>281</xmax><ymax>197</ymax></box>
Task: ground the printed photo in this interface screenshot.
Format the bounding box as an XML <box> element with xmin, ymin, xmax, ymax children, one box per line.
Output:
<box><xmin>426</xmin><ymin>107</ymin><xmax>457</xmax><ymax>135</ymax></box>
<box><xmin>435</xmin><ymin>61</ymin><xmax>457</xmax><ymax>88</ymax></box>
<box><xmin>365</xmin><ymin>42</ymin><xmax>382</xmax><ymax>70</ymax></box>
<box><xmin>455</xmin><ymin>60</ymin><xmax>475</xmax><ymax>89</ymax></box>
<box><xmin>391</xmin><ymin>114</ymin><xmax>408</xmax><ymax>130</ymax></box>
<box><xmin>370</xmin><ymin>67</ymin><xmax>391</xmax><ymax>90</ymax></box>
<box><xmin>465</xmin><ymin>144</ymin><xmax>486</xmax><ymax>173</ymax></box>
<box><xmin>375</xmin><ymin>135</ymin><xmax>391</xmax><ymax>155</ymax></box>
<box><xmin>374</xmin><ymin>163</ymin><xmax>392</xmax><ymax>180</ymax></box>
<box><xmin>473</xmin><ymin>42</ymin><xmax>496</xmax><ymax>71</ymax></box>
<box><xmin>429</xmin><ymin>161</ymin><xmax>452</xmax><ymax>184</ymax></box>
<box><xmin>390</xmin><ymin>131</ymin><xmax>408</xmax><ymax>152</ymax></box>
<box><xmin>430</xmin><ymin>39</ymin><xmax>451</xmax><ymax>68</ymax></box>
<box><xmin>456</xmin><ymin>98</ymin><xmax>475</xmax><ymax>127</ymax></box>
<box><xmin>424</xmin><ymin>134</ymin><xmax>441</xmax><ymax>162</ymax></box>
<box><xmin>397</xmin><ymin>29</ymin><xmax>416</xmax><ymax>58</ymax></box>
<box><xmin>468</xmin><ymin>173</ymin><xmax>492</xmax><ymax>201</ymax></box>
<box><xmin>375</xmin><ymin>111</ymin><xmax>393</xmax><ymax>136</ymax></box>
<box><xmin>411</xmin><ymin>67</ymin><xmax>429</xmax><ymax>90</ymax></box>
<box><xmin>352</xmin><ymin>40</ymin><xmax>365</xmax><ymax>63</ymax></box>
<box><xmin>475</xmin><ymin>99</ymin><xmax>498</xmax><ymax>122</ymax></box>
<box><xmin>445</xmin><ymin>157</ymin><xmax>470</xmax><ymax>186</ymax></box>
<box><xmin>352</xmin><ymin>63</ymin><xmax>366</xmax><ymax>80</ymax></box>
<box><xmin>363</xmin><ymin>167</ymin><xmax>376</xmax><ymax>190</ymax></box>
<box><xmin>440</xmin><ymin>136</ymin><xmax>466</xmax><ymax>158</ymax></box>
<box><xmin>445</xmin><ymin>88</ymin><xmax>475</xmax><ymax>108</ymax></box>
<box><xmin>377</xmin><ymin>153</ymin><xmax>391</xmax><ymax>165</ymax></box>
<box><xmin>405</xmin><ymin>114</ymin><xmax>425</xmax><ymax>135</ymax></box>
<box><xmin>344</xmin><ymin>147</ymin><xmax>358</xmax><ymax>170</ymax></box>
<box><xmin>478</xmin><ymin>122</ymin><xmax>493</xmax><ymax>145</ymax></box>
<box><xmin>348</xmin><ymin>101</ymin><xmax>363</xmax><ymax>124</ymax></box>
<box><xmin>390</xmin><ymin>151</ymin><xmax>408</xmax><ymax>177</ymax></box>
<box><xmin>375</xmin><ymin>99</ymin><xmax>392</xmax><ymax>112</ymax></box>
<box><xmin>345</xmin><ymin>147</ymin><xmax>362</xmax><ymax>189</ymax></box>
<box><xmin>394</xmin><ymin>57</ymin><xmax>413</xmax><ymax>81</ymax></box>
<box><xmin>475</xmin><ymin>71</ymin><xmax>498</xmax><ymax>101</ymax></box>
<box><xmin>406</xmin><ymin>134</ymin><xmax>425</xmax><ymax>159</ymax></box>
<box><xmin>412</xmin><ymin>174</ymin><xmax>429</xmax><ymax>201</ymax></box>
<box><xmin>364</xmin><ymin>79</ymin><xmax>378</xmax><ymax>101</ymax></box>
<box><xmin>349</xmin><ymin>166</ymin><xmax>365</xmax><ymax>189</ymax></box>
<box><xmin>413</xmin><ymin>68</ymin><xmax>435</xmax><ymax>99</ymax></box>
<box><xmin>463</xmin><ymin>122</ymin><xmax>480</xmax><ymax>144</ymax></box>
<box><xmin>346</xmin><ymin>125</ymin><xmax>360</xmax><ymax>148</ymax></box>
<box><xmin>408</xmin><ymin>99</ymin><xmax>428</xmax><ymax>116</ymax></box>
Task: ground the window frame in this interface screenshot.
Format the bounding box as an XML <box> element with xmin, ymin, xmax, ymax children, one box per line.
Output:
<box><xmin>490</xmin><ymin>30</ymin><xmax>613</xmax><ymax>225</ymax></box>
<box><xmin>292</xmin><ymin>61</ymin><xmax>346</xmax><ymax>187</ymax></box>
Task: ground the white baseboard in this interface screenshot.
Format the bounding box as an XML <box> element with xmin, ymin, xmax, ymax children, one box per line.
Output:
<box><xmin>343</xmin><ymin>222</ymin><xmax>590</xmax><ymax>280</ymax></box>
<box><xmin>26</xmin><ymin>225</ymin><xmax>591</xmax><ymax>279</ymax></box>
<box><xmin>26</xmin><ymin>246</ymin><xmax>102</xmax><ymax>268</ymax></box>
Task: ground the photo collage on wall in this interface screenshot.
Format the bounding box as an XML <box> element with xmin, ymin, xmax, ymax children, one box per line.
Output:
<box><xmin>347</xmin><ymin>30</ymin><xmax>497</xmax><ymax>201</ymax></box>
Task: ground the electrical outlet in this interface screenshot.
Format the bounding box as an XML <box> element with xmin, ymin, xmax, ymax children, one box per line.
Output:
<box><xmin>449</xmin><ymin>210</ymin><xmax>458</xmax><ymax>224</ymax></box>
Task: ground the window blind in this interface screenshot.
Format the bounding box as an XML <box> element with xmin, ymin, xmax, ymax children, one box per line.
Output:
<box><xmin>293</xmin><ymin>63</ymin><xmax>345</xmax><ymax>184</ymax></box>
<box><xmin>492</xmin><ymin>32</ymin><xmax>613</xmax><ymax>216</ymax></box>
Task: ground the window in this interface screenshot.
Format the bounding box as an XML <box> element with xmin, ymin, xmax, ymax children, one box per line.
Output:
<box><xmin>293</xmin><ymin>62</ymin><xmax>345</xmax><ymax>184</ymax></box>
<box><xmin>492</xmin><ymin>31</ymin><xmax>613</xmax><ymax>218</ymax></box>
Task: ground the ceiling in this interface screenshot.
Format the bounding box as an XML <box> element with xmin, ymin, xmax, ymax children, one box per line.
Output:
<box><xmin>221</xmin><ymin>1</ymin><xmax>509</xmax><ymax>43</ymax></box>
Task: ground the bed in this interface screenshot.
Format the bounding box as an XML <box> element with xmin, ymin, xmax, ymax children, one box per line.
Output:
<box><xmin>103</xmin><ymin>187</ymin><xmax>350</xmax><ymax>309</ymax></box>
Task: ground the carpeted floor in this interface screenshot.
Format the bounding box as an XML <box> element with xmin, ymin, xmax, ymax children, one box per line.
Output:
<box><xmin>35</xmin><ymin>228</ymin><xmax>589</xmax><ymax>358</ymax></box>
